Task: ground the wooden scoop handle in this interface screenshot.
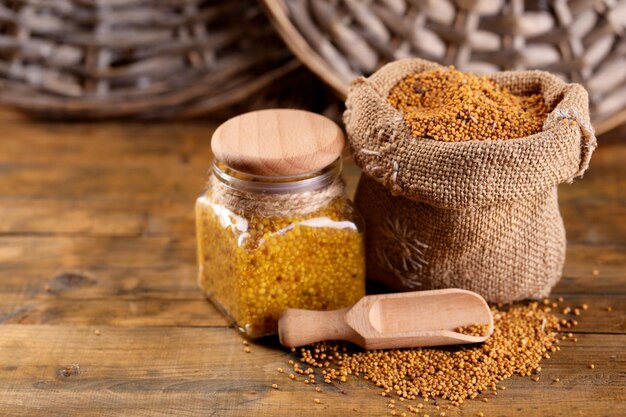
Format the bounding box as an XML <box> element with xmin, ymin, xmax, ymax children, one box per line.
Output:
<box><xmin>278</xmin><ymin>307</ymin><xmax>360</xmax><ymax>348</ymax></box>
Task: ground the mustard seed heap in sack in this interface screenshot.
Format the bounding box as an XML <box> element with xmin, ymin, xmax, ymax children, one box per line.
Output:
<box><xmin>345</xmin><ymin>58</ymin><xmax>597</xmax><ymax>303</ymax></box>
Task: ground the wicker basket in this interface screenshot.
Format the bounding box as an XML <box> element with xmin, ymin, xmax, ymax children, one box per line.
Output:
<box><xmin>263</xmin><ymin>0</ymin><xmax>626</xmax><ymax>134</ymax></box>
<box><xmin>0</xmin><ymin>0</ymin><xmax>295</xmax><ymax>119</ymax></box>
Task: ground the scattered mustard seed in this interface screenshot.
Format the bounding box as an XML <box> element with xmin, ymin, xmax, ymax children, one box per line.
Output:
<box><xmin>589</xmin><ymin>364</ymin><xmax>595</xmax><ymax>369</ymax></box>
<box><xmin>271</xmin><ymin>384</ymin><xmax>278</xmax><ymax>390</ymax></box>
<box><xmin>288</xmin><ymin>303</ymin><xmax>560</xmax><ymax>404</ymax></box>
<box><xmin>94</xmin><ymin>329</ymin><xmax>101</xmax><ymax>336</ymax></box>
<box><xmin>243</xmin><ymin>347</ymin><xmax>251</xmax><ymax>353</ymax></box>
<box><xmin>314</xmin><ymin>398</ymin><xmax>321</xmax><ymax>404</ymax></box>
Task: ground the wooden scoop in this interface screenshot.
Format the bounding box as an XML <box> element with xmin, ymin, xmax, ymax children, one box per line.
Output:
<box><xmin>278</xmin><ymin>289</ymin><xmax>493</xmax><ymax>350</ymax></box>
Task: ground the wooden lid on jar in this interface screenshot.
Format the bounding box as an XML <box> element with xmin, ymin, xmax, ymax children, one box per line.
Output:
<box><xmin>211</xmin><ymin>109</ymin><xmax>345</xmax><ymax>176</ymax></box>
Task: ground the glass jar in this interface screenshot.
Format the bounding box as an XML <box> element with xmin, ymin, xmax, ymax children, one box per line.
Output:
<box><xmin>195</xmin><ymin>109</ymin><xmax>366</xmax><ymax>338</ymax></box>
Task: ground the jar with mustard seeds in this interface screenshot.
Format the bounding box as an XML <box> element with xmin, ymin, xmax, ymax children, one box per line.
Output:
<box><xmin>196</xmin><ymin>109</ymin><xmax>366</xmax><ymax>338</ymax></box>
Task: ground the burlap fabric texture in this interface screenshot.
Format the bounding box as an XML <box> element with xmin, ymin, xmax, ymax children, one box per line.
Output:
<box><xmin>344</xmin><ymin>58</ymin><xmax>597</xmax><ymax>303</ymax></box>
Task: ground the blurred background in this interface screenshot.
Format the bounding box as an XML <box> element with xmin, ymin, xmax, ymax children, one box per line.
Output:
<box><xmin>0</xmin><ymin>0</ymin><xmax>624</xmax><ymax>134</ymax></box>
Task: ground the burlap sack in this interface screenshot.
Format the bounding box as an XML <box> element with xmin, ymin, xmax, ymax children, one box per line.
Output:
<box><xmin>344</xmin><ymin>58</ymin><xmax>597</xmax><ymax>303</ymax></box>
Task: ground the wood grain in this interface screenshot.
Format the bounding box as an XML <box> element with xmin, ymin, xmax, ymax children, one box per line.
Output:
<box><xmin>0</xmin><ymin>113</ymin><xmax>623</xmax><ymax>416</ymax></box>
<box><xmin>211</xmin><ymin>109</ymin><xmax>345</xmax><ymax>176</ymax></box>
<box><xmin>0</xmin><ymin>326</ymin><xmax>624</xmax><ymax>417</ymax></box>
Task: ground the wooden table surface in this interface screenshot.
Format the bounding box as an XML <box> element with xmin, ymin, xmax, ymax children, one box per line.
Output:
<box><xmin>0</xmin><ymin>110</ymin><xmax>624</xmax><ymax>417</ymax></box>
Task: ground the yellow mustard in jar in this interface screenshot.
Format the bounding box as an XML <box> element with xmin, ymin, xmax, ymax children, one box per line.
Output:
<box><xmin>196</xmin><ymin>109</ymin><xmax>366</xmax><ymax>338</ymax></box>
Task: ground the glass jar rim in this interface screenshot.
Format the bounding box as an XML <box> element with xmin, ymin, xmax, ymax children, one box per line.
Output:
<box><xmin>211</xmin><ymin>157</ymin><xmax>342</xmax><ymax>194</ymax></box>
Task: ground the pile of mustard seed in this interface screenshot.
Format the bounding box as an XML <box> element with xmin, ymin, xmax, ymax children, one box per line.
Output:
<box><xmin>453</xmin><ymin>323</ymin><xmax>491</xmax><ymax>337</ymax></box>
<box><xmin>282</xmin><ymin>301</ymin><xmax>580</xmax><ymax>408</ymax></box>
<box><xmin>387</xmin><ymin>67</ymin><xmax>548</xmax><ymax>142</ymax></box>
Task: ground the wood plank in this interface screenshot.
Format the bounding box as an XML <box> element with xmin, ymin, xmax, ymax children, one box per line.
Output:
<box><xmin>0</xmin><ymin>107</ymin><xmax>29</xmax><ymax>122</ymax></box>
<box><xmin>0</xmin><ymin>163</ymin><xmax>204</xmax><ymax>203</ymax></box>
<box><xmin>0</xmin><ymin>186</ymin><xmax>623</xmax><ymax>246</ymax></box>
<box><xmin>561</xmin><ymin>201</ymin><xmax>626</xmax><ymax>244</ymax></box>
<box><xmin>0</xmin><ymin>153</ymin><xmax>355</xmax><ymax>207</ymax></box>
<box><xmin>0</xmin><ymin>236</ymin><xmax>195</xmax><ymax>270</ymax></box>
<box><xmin>0</xmin><ymin>268</ymin><xmax>622</xmax><ymax>331</ymax></box>
<box><xmin>545</xmin><ymin>295</ymin><xmax>625</xmax><ymax>334</ymax></box>
<box><xmin>0</xmin><ymin>121</ymin><xmax>214</xmax><ymax>169</ymax></box>
<box><xmin>0</xmin><ymin>294</ymin><xmax>620</xmax><ymax>332</ymax></box>
<box><xmin>0</xmin><ymin>267</ymin><xmax>622</xmax><ymax>306</ymax></box>
<box><xmin>559</xmin><ymin>179</ymin><xmax>626</xmax><ymax>204</ymax></box>
<box><xmin>1</xmin><ymin>157</ymin><xmax>622</xmax><ymax>204</ymax></box>
<box><xmin>0</xmin><ymin>299</ymin><xmax>227</xmax><ymax>327</ymax></box>
<box><xmin>0</xmin><ymin>200</ymin><xmax>147</xmax><ymax>237</ymax></box>
<box><xmin>0</xmin><ymin>199</ymin><xmax>195</xmax><ymax>237</ymax></box>
<box><xmin>558</xmin><ymin>141</ymin><xmax>626</xmax><ymax>204</ymax></box>
<box><xmin>0</xmin><ymin>238</ymin><xmax>622</xmax><ymax>289</ymax></box>
<box><xmin>0</xmin><ymin>130</ymin><xmax>621</xmax><ymax>207</ymax></box>
<box><xmin>556</xmin><ymin>273</ymin><xmax>626</xmax><ymax>295</ymax></box>
<box><xmin>0</xmin><ymin>266</ymin><xmax>200</xmax><ymax>300</ymax></box>
<box><xmin>0</xmin><ymin>239</ymin><xmax>622</xmax><ymax>330</ymax></box>
<box><xmin>0</xmin><ymin>326</ymin><xmax>623</xmax><ymax>417</ymax></box>
<box><xmin>561</xmin><ymin>243</ymin><xmax>626</xmax><ymax>284</ymax></box>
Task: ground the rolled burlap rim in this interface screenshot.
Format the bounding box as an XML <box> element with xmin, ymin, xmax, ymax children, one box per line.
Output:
<box><xmin>207</xmin><ymin>174</ymin><xmax>347</xmax><ymax>218</ymax></box>
<box><xmin>345</xmin><ymin>58</ymin><xmax>598</xmax><ymax>209</ymax></box>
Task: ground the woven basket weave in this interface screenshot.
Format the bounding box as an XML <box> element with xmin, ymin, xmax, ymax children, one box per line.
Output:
<box><xmin>0</xmin><ymin>0</ymin><xmax>295</xmax><ymax>119</ymax></box>
<box><xmin>263</xmin><ymin>0</ymin><xmax>626</xmax><ymax>134</ymax></box>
